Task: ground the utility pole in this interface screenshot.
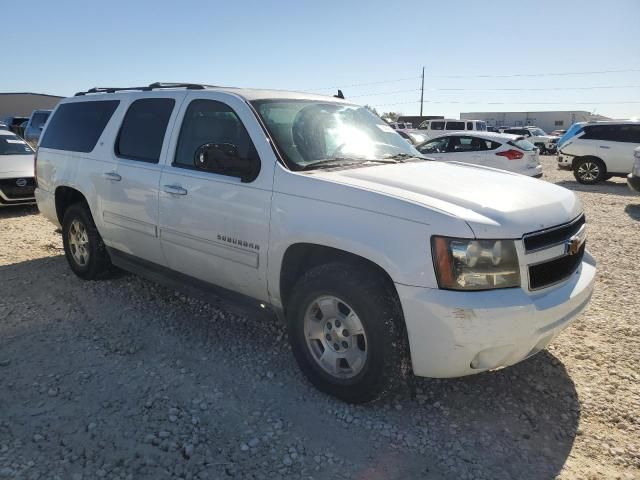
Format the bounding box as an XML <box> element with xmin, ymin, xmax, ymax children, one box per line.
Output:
<box><xmin>419</xmin><ymin>66</ymin><xmax>425</xmax><ymax>117</ymax></box>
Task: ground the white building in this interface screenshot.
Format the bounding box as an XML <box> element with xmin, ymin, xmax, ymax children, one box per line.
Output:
<box><xmin>460</xmin><ymin>110</ymin><xmax>610</xmax><ymax>133</ymax></box>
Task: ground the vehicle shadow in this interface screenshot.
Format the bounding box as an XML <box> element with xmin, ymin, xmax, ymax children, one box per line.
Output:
<box><xmin>556</xmin><ymin>179</ymin><xmax>637</xmax><ymax>196</ymax></box>
<box><xmin>0</xmin><ymin>204</ymin><xmax>39</xmax><ymax>220</ymax></box>
<box><xmin>0</xmin><ymin>255</ymin><xmax>579</xmax><ymax>480</ymax></box>
<box><xmin>625</xmin><ymin>204</ymin><xmax>640</xmax><ymax>221</ymax></box>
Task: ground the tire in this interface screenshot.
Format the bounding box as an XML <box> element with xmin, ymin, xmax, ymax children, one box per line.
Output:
<box><xmin>62</xmin><ymin>202</ymin><xmax>115</xmax><ymax>280</ymax></box>
<box><xmin>536</xmin><ymin>144</ymin><xmax>546</xmax><ymax>155</ymax></box>
<box><xmin>287</xmin><ymin>262</ymin><xmax>407</xmax><ymax>403</ymax></box>
<box><xmin>573</xmin><ymin>157</ymin><xmax>606</xmax><ymax>185</ymax></box>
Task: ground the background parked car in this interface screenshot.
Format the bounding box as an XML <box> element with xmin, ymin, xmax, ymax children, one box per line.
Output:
<box><xmin>551</xmin><ymin>129</ymin><xmax>567</xmax><ymax>137</ymax></box>
<box><xmin>0</xmin><ymin>130</ymin><xmax>36</xmax><ymax>206</ymax></box>
<box><xmin>501</xmin><ymin>126</ymin><xmax>559</xmax><ymax>154</ymax></box>
<box><xmin>557</xmin><ymin>120</ymin><xmax>640</xmax><ymax>184</ymax></box>
<box><xmin>0</xmin><ymin>116</ymin><xmax>29</xmax><ymax>137</ymax></box>
<box><xmin>23</xmin><ymin>109</ymin><xmax>52</xmax><ymax>148</ymax></box>
<box><xmin>0</xmin><ymin>121</ymin><xmax>8</xmax><ymax>130</ymax></box>
<box><xmin>416</xmin><ymin>131</ymin><xmax>542</xmax><ymax>177</ymax></box>
<box><xmin>417</xmin><ymin>118</ymin><xmax>487</xmax><ymax>138</ymax></box>
<box><xmin>628</xmin><ymin>146</ymin><xmax>640</xmax><ymax>193</ymax></box>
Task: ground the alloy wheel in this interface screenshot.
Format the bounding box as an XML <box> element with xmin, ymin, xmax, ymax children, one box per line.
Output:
<box><xmin>578</xmin><ymin>162</ymin><xmax>600</xmax><ymax>181</ymax></box>
<box><xmin>68</xmin><ymin>219</ymin><xmax>90</xmax><ymax>267</ymax></box>
<box><xmin>304</xmin><ymin>296</ymin><xmax>368</xmax><ymax>379</ymax></box>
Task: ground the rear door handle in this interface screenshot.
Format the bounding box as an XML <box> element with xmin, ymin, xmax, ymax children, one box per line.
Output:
<box><xmin>103</xmin><ymin>171</ymin><xmax>121</xmax><ymax>181</ymax></box>
<box><xmin>599</xmin><ymin>145</ymin><xmax>610</xmax><ymax>149</ymax></box>
<box><xmin>163</xmin><ymin>184</ymin><xmax>188</xmax><ymax>195</ymax></box>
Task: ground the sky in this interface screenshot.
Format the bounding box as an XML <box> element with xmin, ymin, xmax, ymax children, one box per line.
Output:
<box><xmin>3</xmin><ymin>0</ymin><xmax>639</xmax><ymax>119</ymax></box>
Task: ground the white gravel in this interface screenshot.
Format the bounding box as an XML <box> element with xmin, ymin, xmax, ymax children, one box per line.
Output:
<box><xmin>0</xmin><ymin>156</ymin><xmax>638</xmax><ymax>479</ymax></box>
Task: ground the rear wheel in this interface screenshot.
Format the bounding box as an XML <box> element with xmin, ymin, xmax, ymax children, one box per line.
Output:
<box><xmin>573</xmin><ymin>157</ymin><xmax>606</xmax><ymax>184</ymax></box>
<box><xmin>287</xmin><ymin>263</ymin><xmax>406</xmax><ymax>403</ymax></box>
<box><xmin>62</xmin><ymin>202</ymin><xmax>115</xmax><ymax>280</ymax></box>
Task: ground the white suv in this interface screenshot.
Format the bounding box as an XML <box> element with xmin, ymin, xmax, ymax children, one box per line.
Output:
<box><xmin>556</xmin><ymin>120</ymin><xmax>640</xmax><ymax>184</ymax></box>
<box><xmin>35</xmin><ymin>83</ymin><xmax>596</xmax><ymax>403</ymax></box>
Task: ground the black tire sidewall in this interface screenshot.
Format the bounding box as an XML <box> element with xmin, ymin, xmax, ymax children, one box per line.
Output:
<box><xmin>62</xmin><ymin>203</ymin><xmax>110</xmax><ymax>280</ymax></box>
<box><xmin>287</xmin><ymin>264</ymin><xmax>403</xmax><ymax>403</ymax></box>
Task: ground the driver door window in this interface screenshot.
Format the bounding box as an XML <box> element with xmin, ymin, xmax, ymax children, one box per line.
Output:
<box><xmin>174</xmin><ymin>99</ymin><xmax>259</xmax><ymax>179</ymax></box>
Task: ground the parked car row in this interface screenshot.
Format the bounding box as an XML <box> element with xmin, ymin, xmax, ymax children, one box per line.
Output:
<box><xmin>0</xmin><ymin>110</ymin><xmax>52</xmax><ymax>148</ymax></box>
<box><xmin>31</xmin><ymin>82</ymin><xmax>596</xmax><ymax>402</ymax></box>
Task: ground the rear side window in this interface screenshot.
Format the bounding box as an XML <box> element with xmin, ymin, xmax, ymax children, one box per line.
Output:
<box><xmin>40</xmin><ymin>101</ymin><xmax>119</xmax><ymax>153</ymax></box>
<box><xmin>509</xmin><ymin>138</ymin><xmax>535</xmax><ymax>151</ymax></box>
<box><xmin>581</xmin><ymin>125</ymin><xmax>623</xmax><ymax>142</ymax></box>
<box><xmin>430</xmin><ymin>121</ymin><xmax>444</xmax><ymax>130</ymax></box>
<box><xmin>116</xmin><ymin>98</ymin><xmax>175</xmax><ymax>163</ymax></box>
<box><xmin>445</xmin><ymin>121</ymin><xmax>465</xmax><ymax>131</ymax></box>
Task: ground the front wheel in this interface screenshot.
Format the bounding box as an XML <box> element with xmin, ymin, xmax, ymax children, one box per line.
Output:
<box><xmin>573</xmin><ymin>157</ymin><xmax>606</xmax><ymax>184</ymax></box>
<box><xmin>287</xmin><ymin>263</ymin><xmax>407</xmax><ymax>403</ymax></box>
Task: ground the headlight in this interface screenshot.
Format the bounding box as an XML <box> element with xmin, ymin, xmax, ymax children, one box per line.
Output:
<box><xmin>431</xmin><ymin>236</ymin><xmax>520</xmax><ymax>290</ymax></box>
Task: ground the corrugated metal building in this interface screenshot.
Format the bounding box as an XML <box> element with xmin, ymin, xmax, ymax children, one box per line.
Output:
<box><xmin>460</xmin><ymin>110</ymin><xmax>611</xmax><ymax>133</ymax></box>
<box><xmin>0</xmin><ymin>93</ymin><xmax>63</xmax><ymax>118</ymax></box>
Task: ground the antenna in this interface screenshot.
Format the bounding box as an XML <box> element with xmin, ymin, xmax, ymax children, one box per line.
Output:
<box><xmin>334</xmin><ymin>90</ymin><xmax>345</xmax><ymax>99</ymax></box>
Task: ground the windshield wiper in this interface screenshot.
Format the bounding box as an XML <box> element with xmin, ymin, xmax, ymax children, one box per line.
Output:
<box><xmin>300</xmin><ymin>157</ymin><xmax>398</xmax><ymax>171</ymax></box>
<box><xmin>382</xmin><ymin>153</ymin><xmax>427</xmax><ymax>162</ymax></box>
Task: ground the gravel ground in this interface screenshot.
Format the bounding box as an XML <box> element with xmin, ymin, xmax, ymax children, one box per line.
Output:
<box><xmin>0</xmin><ymin>155</ymin><xmax>638</xmax><ymax>480</ymax></box>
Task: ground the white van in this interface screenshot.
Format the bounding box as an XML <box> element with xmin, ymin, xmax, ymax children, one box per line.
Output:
<box><xmin>418</xmin><ymin>118</ymin><xmax>487</xmax><ymax>138</ymax></box>
<box><xmin>556</xmin><ymin>120</ymin><xmax>640</xmax><ymax>184</ymax></box>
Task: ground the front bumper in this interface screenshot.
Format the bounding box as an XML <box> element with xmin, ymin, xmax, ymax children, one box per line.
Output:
<box><xmin>397</xmin><ymin>251</ymin><xmax>596</xmax><ymax>378</ymax></box>
<box><xmin>557</xmin><ymin>154</ymin><xmax>572</xmax><ymax>170</ymax></box>
<box><xmin>628</xmin><ymin>173</ymin><xmax>640</xmax><ymax>193</ymax></box>
<box><xmin>0</xmin><ymin>176</ymin><xmax>36</xmax><ymax>206</ymax></box>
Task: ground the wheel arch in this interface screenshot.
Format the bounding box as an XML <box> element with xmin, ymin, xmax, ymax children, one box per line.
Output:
<box><xmin>279</xmin><ymin>243</ymin><xmax>401</xmax><ymax>317</ymax></box>
<box><xmin>54</xmin><ymin>186</ymin><xmax>89</xmax><ymax>225</ymax></box>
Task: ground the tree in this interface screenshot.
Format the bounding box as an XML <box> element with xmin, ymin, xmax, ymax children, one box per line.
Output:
<box><xmin>364</xmin><ymin>105</ymin><xmax>380</xmax><ymax>116</ymax></box>
<box><xmin>382</xmin><ymin>111</ymin><xmax>401</xmax><ymax>122</ymax></box>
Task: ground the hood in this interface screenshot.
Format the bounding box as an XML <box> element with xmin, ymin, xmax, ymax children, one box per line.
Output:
<box><xmin>0</xmin><ymin>154</ymin><xmax>34</xmax><ymax>176</ymax></box>
<box><xmin>311</xmin><ymin>161</ymin><xmax>582</xmax><ymax>238</ymax></box>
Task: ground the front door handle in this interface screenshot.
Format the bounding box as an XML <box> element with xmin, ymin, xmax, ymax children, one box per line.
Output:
<box><xmin>103</xmin><ymin>171</ymin><xmax>121</xmax><ymax>181</ymax></box>
<box><xmin>163</xmin><ymin>184</ymin><xmax>188</xmax><ymax>195</ymax></box>
<box><xmin>599</xmin><ymin>145</ymin><xmax>610</xmax><ymax>149</ymax></box>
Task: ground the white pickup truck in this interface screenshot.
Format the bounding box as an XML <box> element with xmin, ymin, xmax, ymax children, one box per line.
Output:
<box><xmin>35</xmin><ymin>83</ymin><xmax>596</xmax><ymax>403</ymax></box>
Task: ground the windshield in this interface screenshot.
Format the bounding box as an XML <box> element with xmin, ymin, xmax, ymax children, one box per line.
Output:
<box><xmin>0</xmin><ymin>134</ymin><xmax>33</xmax><ymax>155</ymax></box>
<box><xmin>530</xmin><ymin>128</ymin><xmax>546</xmax><ymax>136</ymax></box>
<box><xmin>252</xmin><ymin>100</ymin><xmax>420</xmax><ymax>169</ymax></box>
<box><xmin>558</xmin><ymin>123</ymin><xmax>585</xmax><ymax>147</ymax></box>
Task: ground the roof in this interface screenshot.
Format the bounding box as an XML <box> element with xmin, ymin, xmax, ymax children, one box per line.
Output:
<box><xmin>69</xmin><ymin>83</ymin><xmax>351</xmax><ymax>103</ymax></box>
<box><xmin>0</xmin><ymin>92</ymin><xmax>64</xmax><ymax>98</ymax></box>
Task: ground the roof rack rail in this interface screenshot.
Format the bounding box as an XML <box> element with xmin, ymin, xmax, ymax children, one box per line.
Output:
<box><xmin>74</xmin><ymin>82</ymin><xmax>219</xmax><ymax>96</ymax></box>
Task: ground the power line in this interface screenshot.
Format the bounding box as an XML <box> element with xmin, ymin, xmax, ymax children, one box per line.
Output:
<box><xmin>427</xmin><ymin>68</ymin><xmax>640</xmax><ymax>79</ymax></box>
<box><xmin>372</xmin><ymin>99</ymin><xmax>640</xmax><ymax>107</ymax></box>
<box><xmin>304</xmin><ymin>67</ymin><xmax>640</xmax><ymax>91</ymax></box>
<box><xmin>348</xmin><ymin>85</ymin><xmax>640</xmax><ymax>98</ymax></box>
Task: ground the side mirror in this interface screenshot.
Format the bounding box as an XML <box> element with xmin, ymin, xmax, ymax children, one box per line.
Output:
<box><xmin>195</xmin><ymin>143</ymin><xmax>260</xmax><ymax>183</ymax></box>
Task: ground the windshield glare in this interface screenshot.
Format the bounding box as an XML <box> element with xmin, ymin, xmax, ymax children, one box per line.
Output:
<box><xmin>530</xmin><ymin>128</ymin><xmax>546</xmax><ymax>136</ymax></box>
<box><xmin>253</xmin><ymin>100</ymin><xmax>420</xmax><ymax>169</ymax></box>
<box><xmin>0</xmin><ymin>135</ymin><xmax>33</xmax><ymax>155</ymax></box>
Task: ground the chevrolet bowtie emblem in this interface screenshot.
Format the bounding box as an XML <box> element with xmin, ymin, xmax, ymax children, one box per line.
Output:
<box><xmin>565</xmin><ymin>225</ymin><xmax>586</xmax><ymax>256</ymax></box>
